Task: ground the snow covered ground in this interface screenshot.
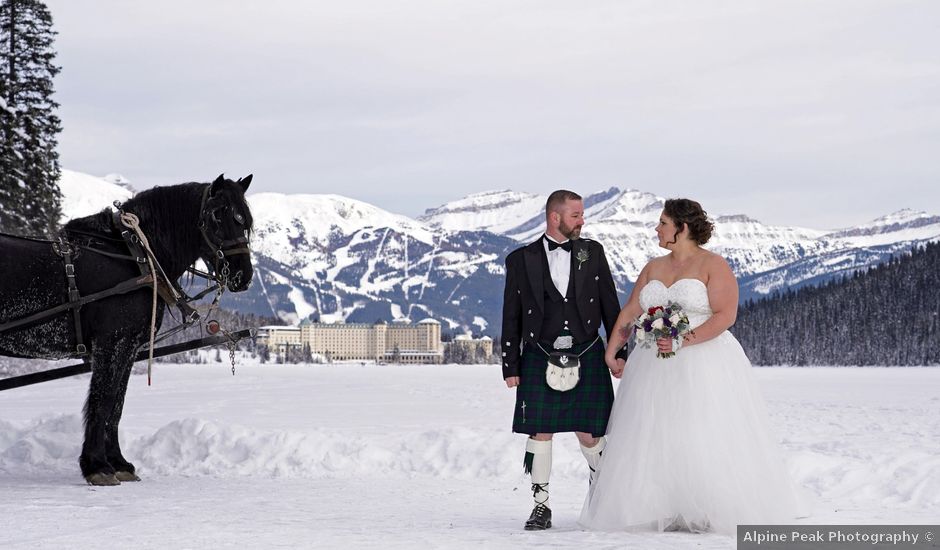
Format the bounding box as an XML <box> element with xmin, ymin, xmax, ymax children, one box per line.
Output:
<box><xmin>1</xmin><ymin>363</ymin><xmax>939</xmax><ymax>549</ymax></box>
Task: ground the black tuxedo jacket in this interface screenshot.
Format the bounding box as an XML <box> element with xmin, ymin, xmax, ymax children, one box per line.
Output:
<box><xmin>500</xmin><ymin>236</ymin><xmax>627</xmax><ymax>379</ymax></box>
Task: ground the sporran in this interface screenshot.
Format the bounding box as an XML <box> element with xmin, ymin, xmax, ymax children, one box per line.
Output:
<box><xmin>539</xmin><ymin>335</ymin><xmax>600</xmax><ymax>392</ymax></box>
<box><xmin>545</xmin><ymin>351</ymin><xmax>580</xmax><ymax>391</ymax></box>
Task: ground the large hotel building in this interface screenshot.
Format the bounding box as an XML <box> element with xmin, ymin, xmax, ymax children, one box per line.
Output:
<box><xmin>257</xmin><ymin>319</ymin><xmax>444</xmax><ymax>364</ymax></box>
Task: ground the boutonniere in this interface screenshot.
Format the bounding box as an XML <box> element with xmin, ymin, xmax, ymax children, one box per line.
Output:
<box><xmin>576</xmin><ymin>249</ymin><xmax>589</xmax><ymax>270</ymax></box>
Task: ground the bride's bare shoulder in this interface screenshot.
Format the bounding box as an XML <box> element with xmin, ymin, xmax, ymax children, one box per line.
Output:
<box><xmin>701</xmin><ymin>249</ymin><xmax>730</xmax><ymax>265</ymax></box>
<box><xmin>641</xmin><ymin>255</ymin><xmax>668</xmax><ymax>276</ymax></box>
<box><xmin>702</xmin><ymin>250</ymin><xmax>734</xmax><ymax>278</ymax></box>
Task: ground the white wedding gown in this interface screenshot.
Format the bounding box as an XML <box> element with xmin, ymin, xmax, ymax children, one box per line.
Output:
<box><xmin>580</xmin><ymin>279</ymin><xmax>808</xmax><ymax>535</ymax></box>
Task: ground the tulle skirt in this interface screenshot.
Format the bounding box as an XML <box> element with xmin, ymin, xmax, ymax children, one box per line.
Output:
<box><xmin>579</xmin><ymin>331</ymin><xmax>808</xmax><ymax>535</ymax></box>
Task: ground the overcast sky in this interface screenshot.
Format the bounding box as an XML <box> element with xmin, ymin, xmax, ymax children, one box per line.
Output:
<box><xmin>45</xmin><ymin>0</ymin><xmax>939</xmax><ymax>229</ymax></box>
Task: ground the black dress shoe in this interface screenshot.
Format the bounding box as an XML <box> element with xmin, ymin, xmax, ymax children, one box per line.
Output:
<box><xmin>524</xmin><ymin>503</ymin><xmax>552</xmax><ymax>530</ymax></box>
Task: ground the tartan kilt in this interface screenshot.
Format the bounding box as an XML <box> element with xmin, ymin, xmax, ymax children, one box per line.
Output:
<box><xmin>511</xmin><ymin>338</ymin><xmax>614</xmax><ymax>437</ymax></box>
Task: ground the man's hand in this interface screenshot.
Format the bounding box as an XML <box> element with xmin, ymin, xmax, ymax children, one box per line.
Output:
<box><xmin>505</xmin><ymin>376</ymin><xmax>520</xmax><ymax>388</ymax></box>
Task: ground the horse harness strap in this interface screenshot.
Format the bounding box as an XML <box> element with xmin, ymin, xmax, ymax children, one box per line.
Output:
<box><xmin>80</xmin><ymin>246</ymin><xmax>146</xmax><ymax>263</ymax></box>
<box><xmin>0</xmin><ymin>272</ymin><xmax>155</xmax><ymax>338</ymax></box>
<box><xmin>53</xmin><ymin>238</ymin><xmax>87</xmax><ymax>355</ymax></box>
<box><xmin>113</xmin><ymin>211</ymin><xmax>199</xmax><ymax>325</ymax></box>
<box><xmin>114</xmin><ymin>211</ymin><xmax>155</xmax><ymax>278</ymax></box>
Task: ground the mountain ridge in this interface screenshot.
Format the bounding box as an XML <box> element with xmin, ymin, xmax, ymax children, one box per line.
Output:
<box><xmin>58</xmin><ymin>171</ymin><xmax>940</xmax><ymax>334</ymax></box>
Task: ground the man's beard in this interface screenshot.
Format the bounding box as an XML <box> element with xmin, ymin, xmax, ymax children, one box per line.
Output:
<box><xmin>560</xmin><ymin>221</ymin><xmax>582</xmax><ymax>241</ymax></box>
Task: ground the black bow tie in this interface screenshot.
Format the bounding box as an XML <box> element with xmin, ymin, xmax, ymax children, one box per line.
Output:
<box><xmin>546</xmin><ymin>238</ymin><xmax>573</xmax><ymax>252</ymax></box>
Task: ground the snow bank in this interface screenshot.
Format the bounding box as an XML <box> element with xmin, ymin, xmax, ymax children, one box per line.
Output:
<box><xmin>0</xmin><ymin>415</ymin><xmax>83</xmax><ymax>475</ymax></box>
<box><xmin>4</xmin><ymin>411</ymin><xmax>937</xmax><ymax>511</ymax></box>
<box><xmin>0</xmin><ymin>415</ymin><xmax>593</xmax><ymax>482</ymax></box>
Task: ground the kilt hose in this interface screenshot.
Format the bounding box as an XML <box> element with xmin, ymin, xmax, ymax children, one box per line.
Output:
<box><xmin>512</xmin><ymin>338</ymin><xmax>614</xmax><ymax>437</ymax></box>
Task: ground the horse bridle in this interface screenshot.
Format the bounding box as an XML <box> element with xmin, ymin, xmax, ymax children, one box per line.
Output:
<box><xmin>196</xmin><ymin>183</ymin><xmax>251</xmax><ymax>288</ymax></box>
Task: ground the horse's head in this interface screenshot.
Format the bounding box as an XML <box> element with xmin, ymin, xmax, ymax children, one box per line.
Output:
<box><xmin>198</xmin><ymin>174</ymin><xmax>255</xmax><ymax>292</ymax></box>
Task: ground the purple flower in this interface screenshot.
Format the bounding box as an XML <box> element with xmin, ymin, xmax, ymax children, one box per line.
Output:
<box><xmin>670</xmin><ymin>328</ymin><xmax>678</xmax><ymax>337</ymax></box>
<box><xmin>643</xmin><ymin>320</ymin><xmax>653</xmax><ymax>332</ymax></box>
<box><xmin>663</xmin><ymin>317</ymin><xmax>672</xmax><ymax>327</ymax></box>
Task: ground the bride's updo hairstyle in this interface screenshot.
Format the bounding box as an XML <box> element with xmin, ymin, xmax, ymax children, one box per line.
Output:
<box><xmin>663</xmin><ymin>198</ymin><xmax>714</xmax><ymax>245</ymax></box>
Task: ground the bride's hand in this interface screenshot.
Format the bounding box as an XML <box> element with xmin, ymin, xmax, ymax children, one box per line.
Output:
<box><xmin>605</xmin><ymin>353</ymin><xmax>618</xmax><ymax>371</ymax></box>
<box><xmin>656</xmin><ymin>338</ymin><xmax>673</xmax><ymax>354</ymax></box>
<box><xmin>611</xmin><ymin>358</ymin><xmax>625</xmax><ymax>378</ymax></box>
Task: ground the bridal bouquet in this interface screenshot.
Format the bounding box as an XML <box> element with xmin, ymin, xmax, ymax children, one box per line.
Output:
<box><xmin>634</xmin><ymin>302</ymin><xmax>692</xmax><ymax>359</ymax></box>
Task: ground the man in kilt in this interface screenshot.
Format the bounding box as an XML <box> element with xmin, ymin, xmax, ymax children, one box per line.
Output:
<box><xmin>501</xmin><ymin>189</ymin><xmax>627</xmax><ymax>530</ymax></box>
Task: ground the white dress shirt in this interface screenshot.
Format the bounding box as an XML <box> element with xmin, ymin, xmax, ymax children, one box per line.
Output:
<box><xmin>543</xmin><ymin>235</ymin><xmax>571</xmax><ymax>297</ymax></box>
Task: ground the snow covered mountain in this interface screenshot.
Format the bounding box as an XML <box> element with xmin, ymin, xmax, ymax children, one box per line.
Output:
<box><xmin>57</xmin><ymin>171</ymin><xmax>940</xmax><ymax>334</ymax></box>
<box><xmin>230</xmin><ymin>191</ymin><xmax>513</xmax><ymax>332</ymax></box>
<box><xmin>422</xmin><ymin>188</ymin><xmax>940</xmax><ymax>295</ymax></box>
<box><xmin>419</xmin><ymin>190</ymin><xmax>544</xmax><ymax>235</ymax></box>
<box><xmin>58</xmin><ymin>169</ymin><xmax>133</xmax><ymax>223</ymax></box>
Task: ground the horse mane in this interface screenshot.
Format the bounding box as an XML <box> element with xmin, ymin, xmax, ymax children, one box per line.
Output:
<box><xmin>64</xmin><ymin>182</ymin><xmax>205</xmax><ymax>237</ymax></box>
<box><xmin>126</xmin><ymin>182</ymin><xmax>205</xmax><ymax>245</ymax></box>
<box><xmin>65</xmin><ymin>182</ymin><xmax>208</xmax><ymax>279</ymax></box>
<box><xmin>63</xmin><ymin>208</ymin><xmax>116</xmax><ymax>235</ymax></box>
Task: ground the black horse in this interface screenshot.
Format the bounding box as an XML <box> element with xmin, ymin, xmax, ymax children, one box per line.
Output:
<box><xmin>0</xmin><ymin>174</ymin><xmax>254</xmax><ymax>485</ymax></box>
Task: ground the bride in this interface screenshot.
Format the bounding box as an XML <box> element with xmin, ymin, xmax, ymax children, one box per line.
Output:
<box><xmin>579</xmin><ymin>198</ymin><xmax>808</xmax><ymax>535</ymax></box>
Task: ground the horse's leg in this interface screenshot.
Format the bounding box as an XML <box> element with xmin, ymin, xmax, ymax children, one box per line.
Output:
<box><xmin>105</xmin><ymin>359</ymin><xmax>140</xmax><ymax>482</ymax></box>
<box><xmin>79</xmin><ymin>337</ymin><xmax>136</xmax><ymax>486</ymax></box>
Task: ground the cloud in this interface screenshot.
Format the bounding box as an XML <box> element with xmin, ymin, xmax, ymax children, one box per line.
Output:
<box><xmin>45</xmin><ymin>0</ymin><xmax>940</xmax><ymax>228</ymax></box>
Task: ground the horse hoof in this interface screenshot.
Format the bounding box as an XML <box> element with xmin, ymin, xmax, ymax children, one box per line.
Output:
<box><xmin>115</xmin><ymin>470</ymin><xmax>141</xmax><ymax>482</ymax></box>
<box><xmin>85</xmin><ymin>473</ymin><xmax>121</xmax><ymax>486</ymax></box>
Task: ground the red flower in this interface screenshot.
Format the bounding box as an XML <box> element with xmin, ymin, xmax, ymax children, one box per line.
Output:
<box><xmin>648</xmin><ymin>306</ymin><xmax>664</xmax><ymax>315</ymax></box>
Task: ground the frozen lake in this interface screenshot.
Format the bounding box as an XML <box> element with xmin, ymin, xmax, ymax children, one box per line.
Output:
<box><xmin>2</xmin><ymin>363</ymin><xmax>939</xmax><ymax>549</ymax></box>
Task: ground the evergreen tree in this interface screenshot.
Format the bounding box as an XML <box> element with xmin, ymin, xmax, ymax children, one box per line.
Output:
<box><xmin>302</xmin><ymin>343</ymin><xmax>313</xmax><ymax>364</ymax></box>
<box><xmin>0</xmin><ymin>0</ymin><xmax>62</xmax><ymax>237</ymax></box>
<box><xmin>473</xmin><ymin>345</ymin><xmax>486</xmax><ymax>365</ymax></box>
<box><xmin>734</xmin><ymin>242</ymin><xmax>940</xmax><ymax>366</ymax></box>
